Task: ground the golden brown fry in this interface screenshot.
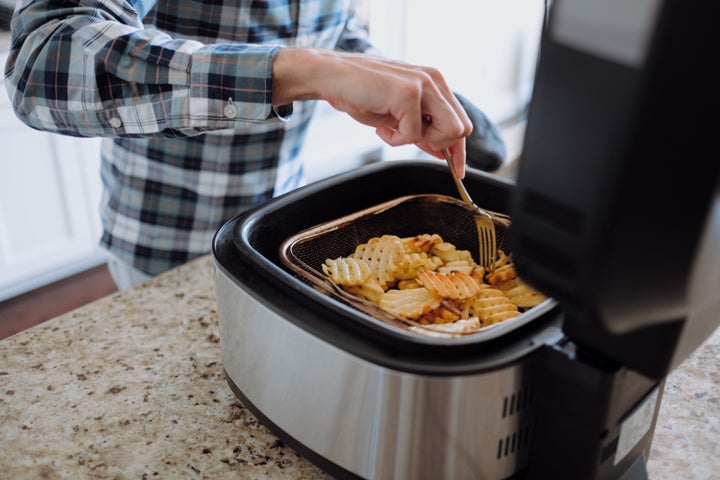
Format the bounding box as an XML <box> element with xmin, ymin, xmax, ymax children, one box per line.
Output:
<box><xmin>494</xmin><ymin>278</ymin><xmax>520</xmax><ymax>293</ymax></box>
<box><xmin>401</xmin><ymin>233</ymin><xmax>444</xmax><ymax>254</ymax></box>
<box><xmin>485</xmin><ymin>263</ymin><xmax>517</xmax><ymax>286</ymax></box>
<box><xmin>484</xmin><ymin>309</ymin><xmax>522</xmax><ymax>325</ymax></box>
<box><xmin>437</xmin><ymin>260</ymin><xmax>475</xmax><ymax>274</ymax></box>
<box><xmin>507</xmin><ymin>294</ymin><xmax>545</xmax><ymax>309</ymax></box>
<box><xmin>470</xmin><ymin>267</ymin><xmax>487</xmax><ymax>285</ymax></box>
<box><xmin>412</xmin><ymin>317</ymin><xmax>482</xmax><ymax>335</ymax></box>
<box><xmin>462</xmin><ymin>287</ymin><xmax>521</xmax><ymax>325</ymax></box>
<box><xmin>322</xmin><ymin>233</ymin><xmax>546</xmax><ymax>331</ymax></box>
<box><xmin>417</xmin><ymin>269</ymin><xmax>484</xmax><ymax>300</ymax></box>
<box><xmin>432</xmin><ymin>242</ymin><xmax>475</xmax><ymax>265</ymax></box>
<box><xmin>504</xmin><ymin>283</ymin><xmax>548</xmax><ymax>308</ymax></box>
<box><xmin>395</xmin><ymin>252</ymin><xmax>442</xmax><ymax>280</ymax></box>
<box><xmin>417</xmin><ymin>302</ymin><xmax>462</xmax><ymax>325</ymax></box>
<box><xmin>494</xmin><ymin>249</ymin><xmax>511</xmax><ymax>268</ymax></box>
<box><xmin>397</xmin><ymin>279</ymin><xmax>423</xmax><ymax>290</ymax></box>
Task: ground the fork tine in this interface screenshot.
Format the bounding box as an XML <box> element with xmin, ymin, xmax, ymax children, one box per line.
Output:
<box><xmin>475</xmin><ymin>216</ymin><xmax>492</xmax><ymax>270</ymax></box>
<box><xmin>484</xmin><ymin>230</ymin><xmax>494</xmax><ymax>270</ymax></box>
<box><xmin>443</xmin><ymin>147</ymin><xmax>498</xmax><ymax>272</ymax></box>
<box><xmin>481</xmin><ymin>221</ymin><xmax>496</xmax><ymax>272</ymax></box>
<box><xmin>486</xmin><ymin>227</ymin><xmax>497</xmax><ymax>272</ymax></box>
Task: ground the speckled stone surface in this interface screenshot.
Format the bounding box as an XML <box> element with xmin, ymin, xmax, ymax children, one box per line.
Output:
<box><xmin>0</xmin><ymin>254</ymin><xmax>718</xmax><ymax>479</ymax></box>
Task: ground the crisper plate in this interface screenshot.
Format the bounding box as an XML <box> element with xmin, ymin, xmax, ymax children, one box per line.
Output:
<box><xmin>279</xmin><ymin>193</ymin><xmax>543</xmax><ymax>338</ymax></box>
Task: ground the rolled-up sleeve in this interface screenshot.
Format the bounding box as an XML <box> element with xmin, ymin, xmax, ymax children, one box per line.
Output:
<box><xmin>3</xmin><ymin>0</ymin><xmax>286</xmax><ymax>138</ymax></box>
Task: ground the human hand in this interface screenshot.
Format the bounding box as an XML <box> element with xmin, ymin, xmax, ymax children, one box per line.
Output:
<box><xmin>272</xmin><ymin>49</ymin><xmax>473</xmax><ymax>177</ymax></box>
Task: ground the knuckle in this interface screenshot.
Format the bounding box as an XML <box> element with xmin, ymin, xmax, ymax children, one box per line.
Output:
<box><xmin>423</xmin><ymin>66</ymin><xmax>442</xmax><ymax>80</ymax></box>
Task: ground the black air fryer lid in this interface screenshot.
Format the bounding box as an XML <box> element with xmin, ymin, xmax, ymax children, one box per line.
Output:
<box><xmin>510</xmin><ymin>0</ymin><xmax>720</xmax><ymax>379</ymax></box>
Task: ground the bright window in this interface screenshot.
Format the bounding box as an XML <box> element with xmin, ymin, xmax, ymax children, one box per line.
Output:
<box><xmin>367</xmin><ymin>0</ymin><xmax>546</xmax><ymax>124</ymax></box>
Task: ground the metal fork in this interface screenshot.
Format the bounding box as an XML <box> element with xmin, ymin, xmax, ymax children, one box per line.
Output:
<box><xmin>442</xmin><ymin>148</ymin><xmax>497</xmax><ymax>272</ymax></box>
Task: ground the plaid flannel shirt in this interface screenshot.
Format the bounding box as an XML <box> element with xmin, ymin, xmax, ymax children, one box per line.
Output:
<box><xmin>4</xmin><ymin>0</ymin><xmax>374</xmax><ymax>275</ymax></box>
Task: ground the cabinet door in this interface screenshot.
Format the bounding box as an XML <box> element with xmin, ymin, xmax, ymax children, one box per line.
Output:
<box><xmin>0</xmin><ymin>50</ymin><xmax>104</xmax><ymax>301</ymax></box>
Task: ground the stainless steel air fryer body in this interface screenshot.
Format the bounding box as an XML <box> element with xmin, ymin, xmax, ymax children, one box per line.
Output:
<box><xmin>212</xmin><ymin>161</ymin><xmax>567</xmax><ymax>479</ymax></box>
<box><xmin>215</xmin><ymin>270</ymin><xmax>560</xmax><ymax>479</ymax></box>
<box><xmin>213</xmin><ymin>161</ymin><xmax>668</xmax><ymax>479</ymax></box>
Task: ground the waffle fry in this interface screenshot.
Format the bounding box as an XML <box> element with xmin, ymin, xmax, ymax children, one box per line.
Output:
<box><xmin>397</xmin><ymin>279</ymin><xmax>423</xmax><ymax>290</ymax></box>
<box><xmin>504</xmin><ymin>283</ymin><xmax>547</xmax><ymax>308</ymax></box>
<box><xmin>322</xmin><ymin>257</ymin><xmax>372</xmax><ymax>286</ymax></box>
<box><xmin>351</xmin><ymin>235</ymin><xmax>405</xmax><ymax>288</ymax></box>
<box><xmin>432</xmin><ymin>242</ymin><xmax>474</xmax><ymax>264</ymax></box>
<box><xmin>321</xmin><ymin>233</ymin><xmax>548</xmax><ymax>334</ymax></box>
<box><xmin>411</xmin><ymin>317</ymin><xmax>482</xmax><ymax>336</ymax></box>
<box><xmin>417</xmin><ymin>270</ymin><xmax>483</xmax><ymax>300</ymax></box>
<box><xmin>437</xmin><ymin>260</ymin><xmax>475</xmax><ymax>274</ymax></box>
<box><xmin>417</xmin><ymin>301</ymin><xmax>462</xmax><ymax>325</ymax></box>
<box><xmin>379</xmin><ymin>288</ymin><xmax>443</xmax><ymax>320</ymax></box>
<box><xmin>463</xmin><ymin>287</ymin><xmax>521</xmax><ymax>326</ymax></box>
<box><xmin>343</xmin><ymin>277</ymin><xmax>385</xmax><ymax>304</ymax></box>
<box><xmin>401</xmin><ymin>233</ymin><xmax>443</xmax><ymax>254</ymax></box>
<box><xmin>495</xmin><ymin>278</ymin><xmax>520</xmax><ymax>293</ymax></box>
<box><xmin>394</xmin><ymin>252</ymin><xmax>443</xmax><ymax>280</ymax></box>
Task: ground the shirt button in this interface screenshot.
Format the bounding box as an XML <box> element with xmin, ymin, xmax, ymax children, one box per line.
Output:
<box><xmin>109</xmin><ymin>117</ymin><xmax>122</xmax><ymax>128</ymax></box>
<box><xmin>224</xmin><ymin>103</ymin><xmax>238</xmax><ymax>119</ymax></box>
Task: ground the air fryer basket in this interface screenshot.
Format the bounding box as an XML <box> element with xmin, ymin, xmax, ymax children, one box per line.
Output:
<box><xmin>280</xmin><ymin>193</ymin><xmax>532</xmax><ymax>337</ymax></box>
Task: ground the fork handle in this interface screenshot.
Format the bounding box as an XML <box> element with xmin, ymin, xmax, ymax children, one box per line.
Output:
<box><xmin>442</xmin><ymin>148</ymin><xmax>476</xmax><ymax>207</ymax></box>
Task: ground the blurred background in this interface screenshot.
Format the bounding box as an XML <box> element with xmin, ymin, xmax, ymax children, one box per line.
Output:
<box><xmin>0</xmin><ymin>0</ymin><xmax>545</xmax><ymax>333</ymax></box>
<box><xmin>303</xmin><ymin>0</ymin><xmax>545</xmax><ymax>182</ymax></box>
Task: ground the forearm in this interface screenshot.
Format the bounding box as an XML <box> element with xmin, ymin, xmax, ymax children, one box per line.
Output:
<box><xmin>271</xmin><ymin>47</ymin><xmax>473</xmax><ymax>174</ymax></box>
<box><xmin>271</xmin><ymin>48</ymin><xmax>327</xmax><ymax>106</ymax></box>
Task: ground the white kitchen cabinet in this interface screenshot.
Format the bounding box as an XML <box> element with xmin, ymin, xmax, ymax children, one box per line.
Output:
<box><xmin>0</xmin><ymin>45</ymin><xmax>104</xmax><ymax>302</ymax></box>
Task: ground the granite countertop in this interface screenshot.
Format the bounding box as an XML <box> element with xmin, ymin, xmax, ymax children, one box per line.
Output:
<box><xmin>1</xmin><ymin>254</ymin><xmax>718</xmax><ymax>479</ymax></box>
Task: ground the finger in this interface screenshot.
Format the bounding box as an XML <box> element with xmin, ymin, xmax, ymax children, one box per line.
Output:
<box><xmin>375</xmin><ymin>125</ymin><xmax>401</xmax><ymax>146</ymax></box>
<box><xmin>449</xmin><ymin>140</ymin><xmax>467</xmax><ymax>178</ymax></box>
<box><xmin>381</xmin><ymin>86</ymin><xmax>425</xmax><ymax>147</ymax></box>
<box><xmin>426</xmin><ymin>68</ymin><xmax>473</xmax><ymax>137</ymax></box>
<box><xmin>380</xmin><ymin>67</ymin><xmax>467</xmax><ymax>149</ymax></box>
<box><xmin>420</xmin><ymin>101</ymin><xmax>471</xmax><ymax>151</ymax></box>
<box><xmin>415</xmin><ymin>138</ymin><xmax>467</xmax><ymax>179</ymax></box>
<box><xmin>422</xmin><ymin>68</ymin><xmax>474</xmax><ymax>135</ymax></box>
<box><xmin>418</xmin><ymin>99</ymin><xmax>469</xmax><ymax>177</ymax></box>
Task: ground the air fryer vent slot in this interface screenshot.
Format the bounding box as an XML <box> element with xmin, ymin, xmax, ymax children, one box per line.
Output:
<box><xmin>502</xmin><ymin>386</ymin><xmax>535</xmax><ymax>418</ymax></box>
<box><xmin>496</xmin><ymin>426</ymin><xmax>533</xmax><ymax>459</ymax></box>
<box><xmin>496</xmin><ymin>387</ymin><xmax>536</xmax><ymax>460</ymax></box>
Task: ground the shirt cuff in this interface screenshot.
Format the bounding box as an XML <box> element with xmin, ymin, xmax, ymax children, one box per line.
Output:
<box><xmin>187</xmin><ymin>43</ymin><xmax>288</xmax><ymax>127</ymax></box>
